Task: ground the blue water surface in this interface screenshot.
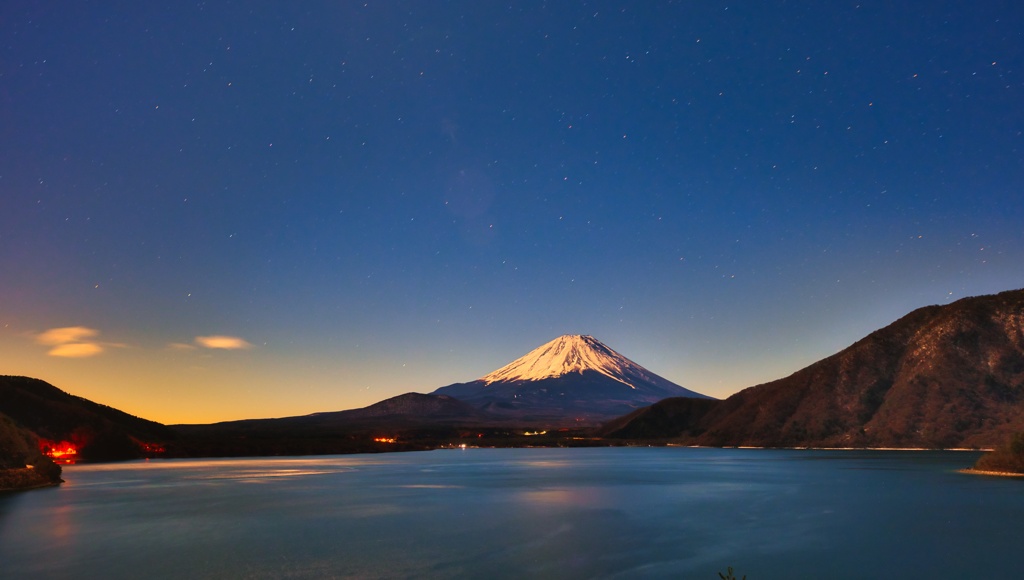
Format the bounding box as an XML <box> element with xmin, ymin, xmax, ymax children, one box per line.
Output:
<box><xmin>0</xmin><ymin>448</ymin><xmax>1018</xmax><ymax>579</ymax></box>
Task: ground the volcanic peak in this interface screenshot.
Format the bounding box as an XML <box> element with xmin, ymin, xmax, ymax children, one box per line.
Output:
<box><xmin>480</xmin><ymin>334</ymin><xmax>661</xmax><ymax>389</ymax></box>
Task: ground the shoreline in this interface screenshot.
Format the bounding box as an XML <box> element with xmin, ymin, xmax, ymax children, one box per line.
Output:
<box><xmin>668</xmin><ymin>444</ymin><xmax>991</xmax><ymax>452</ymax></box>
<box><xmin>0</xmin><ymin>467</ymin><xmax>63</xmax><ymax>493</ymax></box>
<box><xmin>957</xmin><ymin>468</ymin><xmax>1024</xmax><ymax>478</ymax></box>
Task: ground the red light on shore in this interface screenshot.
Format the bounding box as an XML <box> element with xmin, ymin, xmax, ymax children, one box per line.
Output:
<box><xmin>40</xmin><ymin>440</ymin><xmax>79</xmax><ymax>464</ymax></box>
<box><xmin>140</xmin><ymin>442</ymin><xmax>166</xmax><ymax>455</ymax></box>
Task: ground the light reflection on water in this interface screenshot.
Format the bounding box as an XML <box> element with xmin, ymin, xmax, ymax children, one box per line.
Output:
<box><xmin>1</xmin><ymin>448</ymin><xmax>1021</xmax><ymax>579</ymax></box>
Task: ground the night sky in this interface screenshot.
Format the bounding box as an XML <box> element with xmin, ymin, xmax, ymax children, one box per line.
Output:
<box><xmin>3</xmin><ymin>2</ymin><xmax>1022</xmax><ymax>424</ymax></box>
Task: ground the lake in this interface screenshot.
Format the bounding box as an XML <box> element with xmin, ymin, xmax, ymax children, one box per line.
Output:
<box><xmin>1</xmin><ymin>448</ymin><xmax>1020</xmax><ymax>579</ymax></box>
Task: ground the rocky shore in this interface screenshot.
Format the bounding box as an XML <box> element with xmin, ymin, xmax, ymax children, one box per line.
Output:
<box><xmin>0</xmin><ymin>413</ymin><xmax>62</xmax><ymax>492</ymax></box>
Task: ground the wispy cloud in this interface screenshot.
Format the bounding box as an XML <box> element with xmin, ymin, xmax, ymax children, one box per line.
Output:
<box><xmin>194</xmin><ymin>335</ymin><xmax>254</xmax><ymax>350</ymax></box>
<box><xmin>35</xmin><ymin>326</ymin><xmax>106</xmax><ymax>358</ymax></box>
<box><xmin>34</xmin><ymin>327</ymin><xmax>253</xmax><ymax>356</ymax></box>
<box><xmin>48</xmin><ymin>342</ymin><xmax>105</xmax><ymax>358</ymax></box>
<box><xmin>36</xmin><ymin>326</ymin><xmax>98</xmax><ymax>346</ymax></box>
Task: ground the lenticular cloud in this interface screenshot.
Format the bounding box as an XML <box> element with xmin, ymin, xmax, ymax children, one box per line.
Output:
<box><xmin>194</xmin><ymin>335</ymin><xmax>254</xmax><ymax>350</ymax></box>
<box><xmin>35</xmin><ymin>326</ymin><xmax>104</xmax><ymax>357</ymax></box>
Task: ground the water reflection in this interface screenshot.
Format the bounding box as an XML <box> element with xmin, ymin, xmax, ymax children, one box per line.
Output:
<box><xmin>69</xmin><ymin>456</ymin><xmax>390</xmax><ymax>472</ymax></box>
<box><xmin>517</xmin><ymin>487</ymin><xmax>605</xmax><ymax>507</ymax></box>
<box><xmin>516</xmin><ymin>460</ymin><xmax>574</xmax><ymax>469</ymax></box>
<box><xmin>0</xmin><ymin>449</ymin><xmax>1019</xmax><ymax>580</ymax></box>
<box><xmin>184</xmin><ymin>469</ymin><xmax>344</xmax><ymax>480</ymax></box>
<box><xmin>392</xmin><ymin>484</ymin><xmax>464</xmax><ymax>489</ymax></box>
<box><xmin>49</xmin><ymin>503</ymin><xmax>76</xmax><ymax>544</ymax></box>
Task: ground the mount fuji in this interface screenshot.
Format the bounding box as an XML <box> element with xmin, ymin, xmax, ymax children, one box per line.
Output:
<box><xmin>433</xmin><ymin>335</ymin><xmax>711</xmax><ymax>424</ymax></box>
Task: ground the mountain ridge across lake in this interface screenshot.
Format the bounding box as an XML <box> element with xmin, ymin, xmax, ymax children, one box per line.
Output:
<box><xmin>2</xmin><ymin>288</ymin><xmax>1024</xmax><ymax>479</ymax></box>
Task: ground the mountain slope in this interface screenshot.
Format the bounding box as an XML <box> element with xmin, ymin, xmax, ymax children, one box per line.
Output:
<box><xmin>170</xmin><ymin>392</ymin><xmax>508</xmax><ymax>456</ymax></box>
<box><xmin>434</xmin><ymin>335</ymin><xmax>710</xmax><ymax>424</ymax></box>
<box><xmin>480</xmin><ymin>334</ymin><xmax>697</xmax><ymax>393</ymax></box>
<box><xmin>176</xmin><ymin>392</ymin><xmax>494</xmax><ymax>434</ymax></box>
<box><xmin>603</xmin><ymin>289</ymin><xmax>1024</xmax><ymax>448</ymax></box>
<box><xmin>0</xmin><ymin>376</ymin><xmax>175</xmax><ymax>461</ymax></box>
<box><xmin>597</xmin><ymin>397</ymin><xmax>720</xmax><ymax>439</ymax></box>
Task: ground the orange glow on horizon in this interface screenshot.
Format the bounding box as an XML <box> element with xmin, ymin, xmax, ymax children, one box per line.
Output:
<box><xmin>373</xmin><ymin>437</ymin><xmax>397</xmax><ymax>443</ymax></box>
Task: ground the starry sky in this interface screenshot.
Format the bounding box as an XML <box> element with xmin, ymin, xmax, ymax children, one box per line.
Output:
<box><xmin>2</xmin><ymin>1</ymin><xmax>1023</xmax><ymax>424</ymax></box>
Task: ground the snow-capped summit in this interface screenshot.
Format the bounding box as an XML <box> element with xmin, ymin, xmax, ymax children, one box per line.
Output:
<box><xmin>481</xmin><ymin>334</ymin><xmax>674</xmax><ymax>391</ymax></box>
<box><xmin>433</xmin><ymin>334</ymin><xmax>711</xmax><ymax>425</ymax></box>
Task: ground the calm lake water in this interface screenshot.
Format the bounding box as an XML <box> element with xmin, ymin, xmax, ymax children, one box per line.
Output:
<box><xmin>0</xmin><ymin>448</ymin><xmax>1020</xmax><ymax>579</ymax></box>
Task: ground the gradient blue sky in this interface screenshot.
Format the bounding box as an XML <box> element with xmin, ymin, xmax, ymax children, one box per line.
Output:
<box><xmin>2</xmin><ymin>1</ymin><xmax>1022</xmax><ymax>423</ymax></box>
